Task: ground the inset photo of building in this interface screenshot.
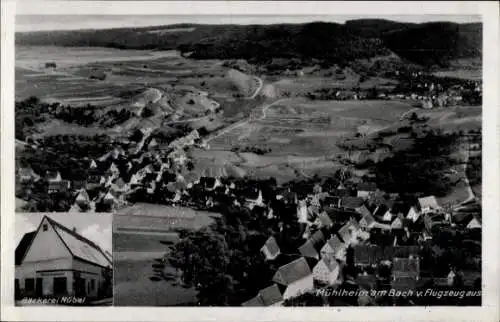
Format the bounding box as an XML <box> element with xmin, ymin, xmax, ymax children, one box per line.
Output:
<box><xmin>15</xmin><ymin>213</ymin><xmax>113</xmax><ymax>306</ymax></box>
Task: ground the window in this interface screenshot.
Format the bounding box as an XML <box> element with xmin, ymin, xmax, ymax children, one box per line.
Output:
<box><xmin>25</xmin><ymin>278</ymin><xmax>34</xmax><ymax>292</ymax></box>
<box><xmin>90</xmin><ymin>279</ymin><xmax>95</xmax><ymax>291</ymax></box>
<box><xmin>53</xmin><ymin>277</ymin><xmax>67</xmax><ymax>295</ymax></box>
<box><xmin>43</xmin><ymin>224</ymin><xmax>48</xmax><ymax>231</ymax></box>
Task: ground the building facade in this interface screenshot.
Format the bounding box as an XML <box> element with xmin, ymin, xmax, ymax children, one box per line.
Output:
<box><xmin>15</xmin><ymin>216</ymin><xmax>112</xmax><ymax>301</ymax></box>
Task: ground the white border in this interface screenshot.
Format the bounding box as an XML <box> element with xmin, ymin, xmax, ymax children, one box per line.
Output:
<box><xmin>2</xmin><ymin>1</ymin><xmax>500</xmax><ymax>321</ymax></box>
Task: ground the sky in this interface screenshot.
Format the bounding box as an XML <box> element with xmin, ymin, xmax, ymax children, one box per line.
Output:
<box><xmin>15</xmin><ymin>14</ymin><xmax>482</xmax><ymax>32</ymax></box>
<box><xmin>15</xmin><ymin>213</ymin><xmax>113</xmax><ymax>255</ymax></box>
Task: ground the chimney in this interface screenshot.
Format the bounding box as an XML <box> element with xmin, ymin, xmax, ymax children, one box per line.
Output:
<box><xmin>72</xmin><ymin>227</ymin><xmax>77</xmax><ymax>233</ymax></box>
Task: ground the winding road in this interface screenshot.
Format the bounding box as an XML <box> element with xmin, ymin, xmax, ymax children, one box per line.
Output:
<box><xmin>249</xmin><ymin>76</ymin><xmax>263</xmax><ymax>99</ymax></box>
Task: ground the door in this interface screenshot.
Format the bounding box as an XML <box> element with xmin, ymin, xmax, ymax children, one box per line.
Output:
<box><xmin>36</xmin><ymin>278</ymin><xmax>43</xmax><ymax>297</ymax></box>
<box><xmin>74</xmin><ymin>277</ymin><xmax>86</xmax><ymax>297</ymax></box>
<box><xmin>53</xmin><ymin>277</ymin><xmax>67</xmax><ymax>296</ymax></box>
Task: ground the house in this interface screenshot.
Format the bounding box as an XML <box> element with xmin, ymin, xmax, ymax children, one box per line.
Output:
<box><xmin>18</xmin><ymin>167</ymin><xmax>40</xmax><ymax>183</ymax></box>
<box><xmin>75</xmin><ymin>189</ymin><xmax>90</xmax><ymax>206</ymax></box>
<box><xmin>338</xmin><ymin>218</ymin><xmax>361</xmax><ymax>244</ymax></box>
<box><xmin>272</xmin><ymin>257</ymin><xmax>314</xmax><ymax>300</ymax></box>
<box><xmin>103</xmin><ymin>191</ymin><xmax>117</xmax><ymax>206</ymax></box>
<box><xmin>359</xmin><ymin>213</ymin><xmax>376</xmax><ymax>230</ymax></box>
<box><xmin>298</xmin><ymin>230</ymin><xmax>326</xmax><ymax>259</ymax></box>
<box><xmin>390</xmin><ymin>214</ymin><xmax>405</xmax><ymax>230</ymax></box>
<box><xmin>110</xmin><ymin>178</ymin><xmax>129</xmax><ymax>195</ymax></box>
<box><xmin>340</xmin><ymin>196</ymin><xmax>366</xmax><ymax>214</ymax></box>
<box><xmin>418</xmin><ymin>196</ymin><xmax>441</xmax><ymax>214</ymax></box>
<box><xmin>404</xmin><ymin>206</ymin><xmax>420</xmax><ymax>223</ymax></box>
<box><xmin>148</xmin><ymin>138</ymin><xmax>158</xmax><ymax>150</ymax></box>
<box><xmin>167</xmin><ymin>149</ymin><xmax>188</xmax><ymax>166</ymax></box>
<box><xmin>466</xmin><ymin>216</ymin><xmax>482</xmax><ymax>230</ymax></box>
<box><xmin>48</xmin><ymin>180</ymin><xmax>70</xmax><ymax>194</ymax></box>
<box><xmin>89</xmin><ymin>159</ymin><xmax>98</xmax><ymax>169</ymax></box>
<box><xmin>261</xmin><ymin>237</ymin><xmax>281</xmax><ymax>261</ymax></box>
<box><xmin>357</xmin><ymin>183</ymin><xmax>377</xmax><ymax>199</ymax></box>
<box><xmin>296</xmin><ymin>200</ymin><xmax>309</xmax><ymax>224</ymax></box>
<box><xmin>199</xmin><ymin>177</ymin><xmax>221</xmax><ymax>191</ymax></box>
<box><xmin>106</xmin><ymin>163</ymin><xmax>120</xmax><ymax>178</ymax></box>
<box><xmin>245</xmin><ymin>189</ymin><xmax>264</xmax><ymax>209</ymax></box>
<box><xmin>316</xmin><ymin>212</ymin><xmax>334</xmax><ymax>228</ymax></box>
<box><xmin>15</xmin><ymin>216</ymin><xmax>112</xmax><ymax>300</ymax></box>
<box><xmin>242</xmin><ymin>284</ymin><xmax>283</xmax><ymax>306</ymax></box>
<box><xmin>321</xmin><ymin>235</ymin><xmax>347</xmax><ymax>261</ymax></box>
<box><xmin>313</xmin><ymin>256</ymin><xmax>341</xmax><ymax>285</ymax></box>
<box><xmin>46</xmin><ymin>171</ymin><xmax>62</xmax><ymax>183</ymax></box>
<box><xmin>392</xmin><ymin>258</ymin><xmax>420</xmax><ymax>280</ymax></box>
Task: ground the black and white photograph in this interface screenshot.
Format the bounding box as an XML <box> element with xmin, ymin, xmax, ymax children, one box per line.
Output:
<box><xmin>13</xmin><ymin>9</ymin><xmax>485</xmax><ymax>308</ymax></box>
<box><xmin>15</xmin><ymin>213</ymin><xmax>113</xmax><ymax>306</ymax></box>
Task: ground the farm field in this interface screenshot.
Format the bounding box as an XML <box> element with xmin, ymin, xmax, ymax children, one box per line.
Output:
<box><xmin>206</xmin><ymin>98</ymin><xmax>416</xmax><ymax>180</ymax></box>
<box><xmin>414</xmin><ymin>106</ymin><xmax>482</xmax><ymax>133</ymax></box>
<box><xmin>15</xmin><ymin>46</ymin><xmax>247</xmax><ymax>117</ymax></box>
<box><xmin>113</xmin><ymin>204</ymin><xmax>220</xmax><ymax>306</ymax></box>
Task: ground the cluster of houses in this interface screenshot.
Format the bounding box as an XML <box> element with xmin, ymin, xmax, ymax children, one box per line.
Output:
<box><xmin>242</xmin><ymin>180</ymin><xmax>482</xmax><ymax>306</ymax></box>
<box><xmin>16</xmin><ymin>127</ymin><xmax>217</xmax><ymax>212</ymax></box>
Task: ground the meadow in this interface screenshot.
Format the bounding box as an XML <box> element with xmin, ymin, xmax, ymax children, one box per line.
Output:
<box><xmin>113</xmin><ymin>204</ymin><xmax>221</xmax><ymax>306</ymax></box>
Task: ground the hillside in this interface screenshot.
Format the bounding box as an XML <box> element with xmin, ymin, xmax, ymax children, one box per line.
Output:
<box><xmin>16</xmin><ymin>20</ymin><xmax>482</xmax><ymax>67</ymax></box>
<box><xmin>382</xmin><ymin>22</ymin><xmax>482</xmax><ymax>67</ymax></box>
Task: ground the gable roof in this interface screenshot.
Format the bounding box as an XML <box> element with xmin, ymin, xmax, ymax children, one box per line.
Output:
<box><xmin>15</xmin><ymin>231</ymin><xmax>36</xmax><ymax>265</ymax></box>
<box><xmin>317</xmin><ymin>212</ymin><xmax>334</xmax><ymax>227</ymax></box>
<box><xmin>46</xmin><ymin>171</ymin><xmax>62</xmax><ymax>182</ymax></box>
<box><xmin>258</xmin><ymin>284</ymin><xmax>283</xmax><ymax>306</ymax></box>
<box><xmin>242</xmin><ymin>296</ymin><xmax>263</xmax><ymax>306</ymax></box>
<box><xmin>272</xmin><ymin>257</ymin><xmax>312</xmax><ymax>285</ymax></box>
<box><xmin>418</xmin><ymin>196</ymin><xmax>440</xmax><ymax>209</ymax></box>
<box><xmin>75</xmin><ymin>189</ymin><xmax>90</xmax><ymax>203</ymax></box>
<box><xmin>322</xmin><ymin>256</ymin><xmax>339</xmax><ymax>272</ymax></box>
<box><xmin>241</xmin><ymin>284</ymin><xmax>283</xmax><ymax>307</ymax></box>
<box><xmin>341</xmin><ymin>196</ymin><xmax>364</xmax><ymax>209</ymax></box>
<box><xmin>298</xmin><ymin>230</ymin><xmax>325</xmax><ymax>258</ymax></box>
<box><xmin>322</xmin><ymin>235</ymin><xmax>345</xmax><ymax>255</ymax></box>
<box><xmin>338</xmin><ymin>218</ymin><xmax>361</xmax><ymax>243</ymax></box>
<box><xmin>45</xmin><ymin>216</ymin><xmax>112</xmax><ymax>268</ymax></box>
<box><xmin>466</xmin><ymin>216</ymin><xmax>482</xmax><ymax>229</ymax></box>
<box><xmin>360</xmin><ymin>213</ymin><xmax>376</xmax><ymax>228</ymax></box>
<box><xmin>262</xmin><ymin>236</ymin><xmax>281</xmax><ymax>257</ymax></box>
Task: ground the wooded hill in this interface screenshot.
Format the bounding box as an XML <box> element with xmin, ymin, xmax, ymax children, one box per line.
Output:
<box><xmin>16</xmin><ymin>19</ymin><xmax>482</xmax><ymax>67</ymax></box>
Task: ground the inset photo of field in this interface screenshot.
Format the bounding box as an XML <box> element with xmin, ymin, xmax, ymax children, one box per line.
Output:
<box><xmin>15</xmin><ymin>213</ymin><xmax>113</xmax><ymax>306</ymax></box>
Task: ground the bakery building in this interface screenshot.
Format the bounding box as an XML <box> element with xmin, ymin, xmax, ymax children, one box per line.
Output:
<box><xmin>15</xmin><ymin>216</ymin><xmax>112</xmax><ymax>301</ymax></box>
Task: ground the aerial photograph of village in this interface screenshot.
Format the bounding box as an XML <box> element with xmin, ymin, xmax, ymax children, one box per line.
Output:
<box><xmin>15</xmin><ymin>14</ymin><xmax>482</xmax><ymax>306</ymax></box>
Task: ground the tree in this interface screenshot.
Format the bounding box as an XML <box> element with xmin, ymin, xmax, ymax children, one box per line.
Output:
<box><xmin>141</xmin><ymin>107</ymin><xmax>154</xmax><ymax>118</ymax></box>
<box><xmin>129</xmin><ymin>129</ymin><xmax>144</xmax><ymax>142</ymax></box>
